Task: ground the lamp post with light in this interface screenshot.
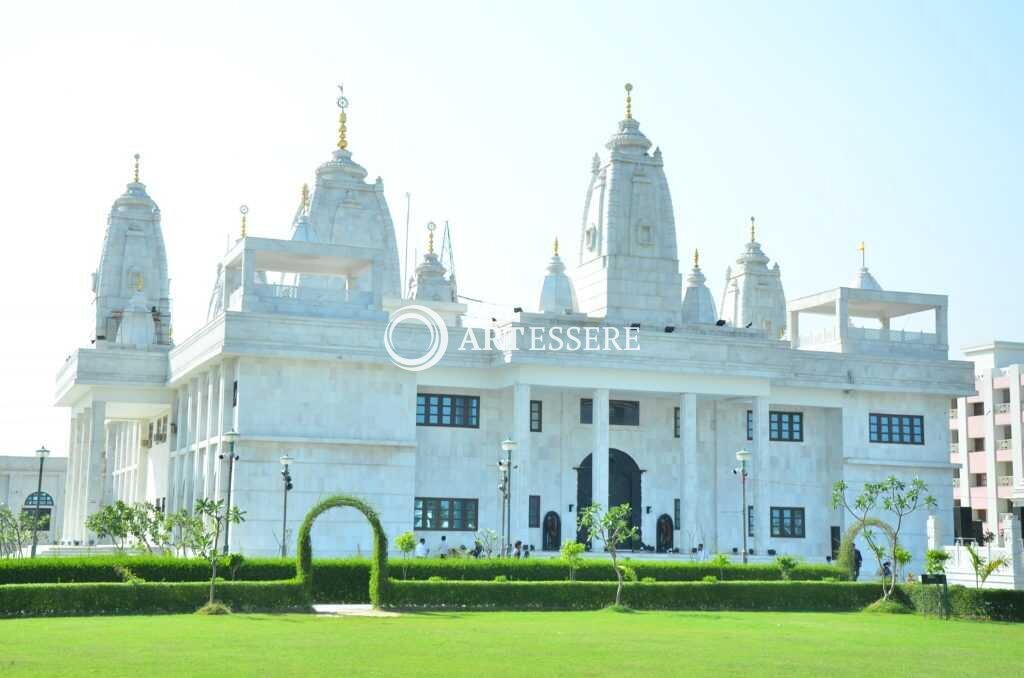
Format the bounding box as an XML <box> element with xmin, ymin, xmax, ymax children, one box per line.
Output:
<box><xmin>219</xmin><ymin>431</ymin><xmax>239</xmax><ymax>554</ymax></box>
<box><xmin>498</xmin><ymin>438</ymin><xmax>518</xmax><ymax>556</ymax></box>
<box><xmin>735</xmin><ymin>449</ymin><xmax>751</xmax><ymax>564</ymax></box>
<box><xmin>279</xmin><ymin>454</ymin><xmax>294</xmax><ymax>557</ymax></box>
<box><xmin>29</xmin><ymin>445</ymin><xmax>50</xmax><ymax>558</ymax></box>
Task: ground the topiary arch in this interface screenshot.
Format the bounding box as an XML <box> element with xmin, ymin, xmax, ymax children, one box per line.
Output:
<box><xmin>836</xmin><ymin>518</ymin><xmax>896</xmax><ymax>579</ymax></box>
<box><xmin>296</xmin><ymin>495</ymin><xmax>389</xmax><ymax>606</ymax></box>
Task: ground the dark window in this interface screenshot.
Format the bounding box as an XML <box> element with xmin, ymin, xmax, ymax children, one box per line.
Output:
<box><xmin>748</xmin><ymin>505</ymin><xmax>755</xmax><ymax>538</ymax></box>
<box><xmin>610</xmin><ymin>400</ymin><xmax>640</xmax><ymax>426</ymax></box>
<box><xmin>232</xmin><ymin>380</ymin><xmax>238</xmax><ymax>407</ymax></box>
<box><xmin>416</xmin><ymin>394</ymin><xmax>480</xmax><ymax>428</ymax></box>
<box><xmin>530</xmin><ymin>400</ymin><xmax>542</xmax><ymax>432</ymax></box>
<box><xmin>580</xmin><ymin>399</ymin><xmax>640</xmax><ymax>426</ymax></box>
<box><xmin>413</xmin><ymin>497</ymin><xmax>478</xmax><ymax>531</ymax></box>
<box><xmin>674</xmin><ymin>498</ymin><xmax>681</xmax><ymax>526</ymax></box>
<box><xmin>23</xmin><ymin>492</ymin><xmax>54</xmax><ymax>531</ymax></box>
<box><xmin>529</xmin><ymin>495</ymin><xmax>541</xmax><ymax>528</ymax></box>
<box><xmin>770</xmin><ymin>507</ymin><xmax>805</xmax><ymax>538</ymax></box>
<box><xmin>769</xmin><ymin>412</ymin><xmax>803</xmax><ymax>442</ymax></box>
<box><xmin>674</xmin><ymin>407</ymin><xmax>680</xmax><ymax>438</ymax></box>
<box><xmin>869</xmin><ymin>413</ymin><xmax>924</xmax><ymax>445</ymax></box>
<box><xmin>746</xmin><ymin>410</ymin><xmax>753</xmax><ymax>441</ymax></box>
<box><xmin>971</xmin><ymin>402</ymin><xmax>984</xmax><ymax>416</ymax></box>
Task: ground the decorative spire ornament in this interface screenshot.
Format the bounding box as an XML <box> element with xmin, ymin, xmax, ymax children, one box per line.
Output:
<box><xmin>336</xmin><ymin>84</ymin><xmax>349</xmax><ymax>150</ymax></box>
<box><xmin>554</xmin><ymin>236</ymin><xmax>560</xmax><ymax>257</ymax></box>
<box><xmin>133</xmin><ymin>153</ymin><xmax>140</xmax><ymax>183</ymax></box>
<box><xmin>301</xmin><ymin>183</ymin><xmax>310</xmax><ymax>213</ymax></box>
<box><xmin>858</xmin><ymin>241</ymin><xmax>866</xmax><ymax>267</ymax></box>
<box><xmin>239</xmin><ymin>205</ymin><xmax>249</xmax><ymax>238</ymax></box>
<box><xmin>750</xmin><ymin>216</ymin><xmax>756</xmax><ymax>243</ymax></box>
<box><xmin>624</xmin><ymin>83</ymin><xmax>633</xmax><ymax>120</ymax></box>
<box><xmin>427</xmin><ymin>221</ymin><xmax>436</xmax><ymax>254</ymax></box>
<box><xmin>694</xmin><ymin>248</ymin><xmax>699</xmax><ymax>267</ymax></box>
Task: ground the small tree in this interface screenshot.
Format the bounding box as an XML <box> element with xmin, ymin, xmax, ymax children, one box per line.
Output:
<box><xmin>925</xmin><ymin>548</ymin><xmax>950</xmax><ymax>574</ymax></box>
<box><xmin>395</xmin><ymin>531</ymin><xmax>417</xmax><ymax>578</ymax></box>
<box><xmin>0</xmin><ymin>506</ymin><xmax>34</xmax><ymax>558</ymax></box>
<box><xmin>561</xmin><ymin>540</ymin><xmax>585</xmax><ymax>582</ymax></box>
<box><xmin>578</xmin><ymin>503</ymin><xmax>639</xmax><ymax>606</ymax></box>
<box><xmin>775</xmin><ymin>554</ymin><xmax>798</xmax><ymax>581</ymax></box>
<box><xmin>709</xmin><ymin>553</ymin><xmax>730</xmax><ymax>580</ymax></box>
<box><xmin>964</xmin><ymin>542</ymin><xmax>1011</xmax><ymax>589</ymax></box>
<box><xmin>186</xmin><ymin>499</ymin><xmax>245</xmax><ymax>607</ymax></box>
<box><xmin>832</xmin><ymin>476</ymin><xmax>935</xmax><ymax>600</ymax></box>
<box><xmin>126</xmin><ymin>502</ymin><xmax>172</xmax><ymax>554</ymax></box>
<box><xmin>85</xmin><ymin>501</ymin><xmax>134</xmax><ymax>551</ymax></box>
<box><xmin>476</xmin><ymin>528</ymin><xmax>500</xmax><ymax>558</ymax></box>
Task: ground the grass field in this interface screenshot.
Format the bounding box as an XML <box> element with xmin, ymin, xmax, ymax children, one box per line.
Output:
<box><xmin>2</xmin><ymin>610</ymin><xmax>1022</xmax><ymax>677</ymax></box>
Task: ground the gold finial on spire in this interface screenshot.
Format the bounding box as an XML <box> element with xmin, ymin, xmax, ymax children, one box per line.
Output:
<box><xmin>694</xmin><ymin>248</ymin><xmax>699</xmax><ymax>267</ymax></box>
<box><xmin>336</xmin><ymin>84</ymin><xmax>349</xmax><ymax>150</ymax></box>
<box><xmin>301</xmin><ymin>183</ymin><xmax>310</xmax><ymax>213</ymax></box>
<box><xmin>624</xmin><ymin>83</ymin><xmax>633</xmax><ymax>120</ymax></box>
<box><xmin>239</xmin><ymin>205</ymin><xmax>249</xmax><ymax>238</ymax></box>
<box><xmin>134</xmin><ymin>272</ymin><xmax>144</xmax><ymax>292</ymax></box>
<box><xmin>749</xmin><ymin>216</ymin><xmax>756</xmax><ymax>242</ymax></box>
<box><xmin>427</xmin><ymin>221</ymin><xmax>436</xmax><ymax>254</ymax></box>
<box><xmin>554</xmin><ymin>237</ymin><xmax>560</xmax><ymax>257</ymax></box>
<box><xmin>858</xmin><ymin>241</ymin><xmax>866</xmax><ymax>267</ymax></box>
<box><xmin>133</xmin><ymin>153</ymin><xmax>140</xmax><ymax>183</ymax></box>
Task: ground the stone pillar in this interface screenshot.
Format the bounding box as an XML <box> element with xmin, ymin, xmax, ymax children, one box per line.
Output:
<box><xmin>935</xmin><ymin>304</ymin><xmax>948</xmax><ymax>349</ymax></box>
<box><xmin>679</xmin><ymin>393</ymin><xmax>698</xmax><ymax>549</ymax></box>
<box><xmin>510</xmin><ymin>383</ymin><xmax>531</xmax><ymax>544</ymax></box>
<box><xmin>788</xmin><ymin>310</ymin><xmax>800</xmax><ymax>349</ymax></box>
<box><xmin>836</xmin><ymin>289</ymin><xmax>849</xmax><ymax>347</ymax></box>
<box><xmin>591</xmin><ymin>388</ymin><xmax>610</xmax><ymax>551</ymax></box>
<box><xmin>83</xmin><ymin>402</ymin><xmax>107</xmax><ymax>541</ymax></box>
<box><xmin>204</xmin><ymin>368</ymin><xmax>218</xmax><ymax>499</ymax></box>
<box><xmin>61</xmin><ymin>413</ymin><xmax>81</xmax><ymax>542</ymax></box>
<box><xmin>1009</xmin><ymin>366</ymin><xmax>1023</xmax><ymax>494</ymax></box>
<box><xmin>982</xmin><ymin>369</ymin><xmax>1000</xmax><ymax>532</ymax></box>
<box><xmin>752</xmin><ymin>396</ymin><xmax>771</xmax><ymax>554</ymax></box>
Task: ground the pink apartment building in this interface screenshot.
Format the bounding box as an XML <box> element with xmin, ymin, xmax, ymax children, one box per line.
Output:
<box><xmin>951</xmin><ymin>341</ymin><xmax>1024</xmax><ymax>541</ymax></box>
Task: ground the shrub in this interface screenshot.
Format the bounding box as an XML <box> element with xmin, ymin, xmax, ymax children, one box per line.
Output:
<box><xmin>925</xmin><ymin>549</ymin><xmax>950</xmax><ymax>575</ymax></box>
<box><xmin>641</xmin><ymin>577</ymin><xmax>656</xmax><ymax>583</ymax></box>
<box><xmin>196</xmin><ymin>601</ymin><xmax>232</xmax><ymax>615</ymax></box>
<box><xmin>428</xmin><ymin>576</ymin><xmax>444</xmax><ymax>583</ymax></box>
<box><xmin>903</xmin><ymin>583</ymin><xmax>1024</xmax><ymax>622</ymax></box>
<box><xmin>864</xmin><ymin>598</ymin><xmax>912</xmax><ymax>614</ymax></box>
<box><xmin>386</xmin><ymin>580</ymin><xmax>882</xmax><ymax>611</ymax></box>
<box><xmin>702</xmin><ymin>576</ymin><xmax>718</xmax><ymax>583</ymax></box>
<box><xmin>775</xmin><ymin>555</ymin><xmax>798</xmax><ymax>581</ymax></box>
<box><xmin>0</xmin><ymin>580</ymin><xmax>309</xmax><ymax>617</ymax></box>
<box><xmin>493</xmin><ymin>575</ymin><xmax>509</xmax><ymax>582</ymax></box>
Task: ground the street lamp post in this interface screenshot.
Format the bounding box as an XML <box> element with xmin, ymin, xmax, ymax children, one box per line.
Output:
<box><xmin>29</xmin><ymin>445</ymin><xmax>50</xmax><ymax>558</ymax></box>
<box><xmin>735</xmin><ymin>450</ymin><xmax>752</xmax><ymax>564</ymax></box>
<box><xmin>219</xmin><ymin>431</ymin><xmax>239</xmax><ymax>555</ymax></box>
<box><xmin>279</xmin><ymin>454</ymin><xmax>294</xmax><ymax>558</ymax></box>
<box><xmin>499</xmin><ymin>438</ymin><xmax>518</xmax><ymax>557</ymax></box>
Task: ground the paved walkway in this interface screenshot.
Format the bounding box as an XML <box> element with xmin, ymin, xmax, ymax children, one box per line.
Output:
<box><xmin>313</xmin><ymin>604</ymin><xmax>400</xmax><ymax>617</ymax></box>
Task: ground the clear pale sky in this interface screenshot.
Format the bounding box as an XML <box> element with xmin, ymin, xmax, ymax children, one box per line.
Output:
<box><xmin>0</xmin><ymin>1</ymin><xmax>1020</xmax><ymax>457</ymax></box>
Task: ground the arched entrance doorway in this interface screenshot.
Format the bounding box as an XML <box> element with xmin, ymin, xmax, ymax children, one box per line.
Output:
<box><xmin>656</xmin><ymin>514</ymin><xmax>674</xmax><ymax>552</ymax></box>
<box><xmin>575</xmin><ymin>448</ymin><xmax>642</xmax><ymax>548</ymax></box>
<box><xmin>542</xmin><ymin>511</ymin><xmax>561</xmax><ymax>551</ymax></box>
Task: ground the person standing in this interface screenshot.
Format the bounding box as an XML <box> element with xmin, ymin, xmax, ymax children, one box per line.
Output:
<box><xmin>414</xmin><ymin>538</ymin><xmax>429</xmax><ymax>558</ymax></box>
<box><xmin>438</xmin><ymin>535</ymin><xmax>450</xmax><ymax>559</ymax></box>
<box><xmin>513</xmin><ymin>540</ymin><xmax>522</xmax><ymax>559</ymax></box>
<box><xmin>853</xmin><ymin>545</ymin><xmax>863</xmax><ymax>581</ymax></box>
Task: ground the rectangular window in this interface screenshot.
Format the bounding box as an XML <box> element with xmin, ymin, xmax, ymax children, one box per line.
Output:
<box><xmin>416</xmin><ymin>394</ymin><xmax>480</xmax><ymax>428</ymax></box>
<box><xmin>529</xmin><ymin>495</ymin><xmax>541</xmax><ymax>528</ymax></box>
<box><xmin>770</xmin><ymin>507</ymin><xmax>805</xmax><ymax>538</ymax></box>
<box><xmin>580</xmin><ymin>399</ymin><xmax>640</xmax><ymax>426</ymax></box>
<box><xmin>869</xmin><ymin>413</ymin><xmax>924</xmax><ymax>445</ymax></box>
<box><xmin>413</xmin><ymin>497</ymin><xmax>478</xmax><ymax>531</ymax></box>
<box><xmin>769</xmin><ymin>412</ymin><xmax>803</xmax><ymax>442</ymax></box>
<box><xmin>748</xmin><ymin>505</ymin><xmax>755</xmax><ymax>538</ymax></box>
<box><xmin>232</xmin><ymin>380</ymin><xmax>238</xmax><ymax>407</ymax></box>
<box><xmin>674</xmin><ymin>498</ymin><xmax>681</xmax><ymax>526</ymax></box>
<box><xmin>530</xmin><ymin>400</ymin><xmax>542</xmax><ymax>432</ymax></box>
<box><xmin>674</xmin><ymin>407</ymin><xmax>680</xmax><ymax>438</ymax></box>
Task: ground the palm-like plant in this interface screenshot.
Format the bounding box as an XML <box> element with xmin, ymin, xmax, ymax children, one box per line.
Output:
<box><xmin>964</xmin><ymin>542</ymin><xmax>1011</xmax><ymax>589</ymax></box>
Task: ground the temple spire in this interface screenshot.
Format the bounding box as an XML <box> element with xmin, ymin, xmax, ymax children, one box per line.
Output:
<box><xmin>554</xmin><ymin>236</ymin><xmax>559</xmax><ymax>257</ymax></box>
<box><xmin>858</xmin><ymin>241</ymin><xmax>866</xmax><ymax>267</ymax></box>
<box><xmin>694</xmin><ymin>248</ymin><xmax>699</xmax><ymax>267</ymax></box>
<box><xmin>301</xmin><ymin>183</ymin><xmax>310</xmax><ymax>213</ymax></box>
<box><xmin>239</xmin><ymin>205</ymin><xmax>248</xmax><ymax>239</ymax></box>
<box><xmin>132</xmin><ymin>153</ymin><xmax>140</xmax><ymax>183</ymax></box>
<box><xmin>750</xmin><ymin>216</ymin><xmax>756</xmax><ymax>243</ymax></box>
<box><xmin>427</xmin><ymin>221</ymin><xmax>436</xmax><ymax>254</ymax></box>
<box><xmin>624</xmin><ymin>83</ymin><xmax>633</xmax><ymax>120</ymax></box>
<box><xmin>336</xmin><ymin>84</ymin><xmax>349</xmax><ymax>150</ymax></box>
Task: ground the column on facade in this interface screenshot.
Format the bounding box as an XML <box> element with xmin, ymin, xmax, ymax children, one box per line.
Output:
<box><xmin>510</xmin><ymin>383</ymin><xmax>532</xmax><ymax>543</ymax></box>
<box><xmin>752</xmin><ymin>396</ymin><xmax>771</xmax><ymax>555</ymax></box>
<box><xmin>591</xmin><ymin>388</ymin><xmax>610</xmax><ymax>551</ymax></box>
<box><xmin>1010</xmin><ymin>366</ymin><xmax>1023</xmax><ymax>492</ymax></box>
<box><xmin>135</xmin><ymin>421</ymin><xmax>148</xmax><ymax>503</ymax></box>
<box><xmin>835</xmin><ymin>289</ymin><xmax>849</xmax><ymax>347</ymax></box>
<box><xmin>214</xmin><ymin>360</ymin><xmax>230</xmax><ymax>502</ymax></box>
<box><xmin>105</xmin><ymin>423</ymin><xmax>118</xmax><ymax>505</ymax></box>
<box><xmin>82</xmin><ymin>402</ymin><xmax>108</xmax><ymax>541</ymax></box>
<box><xmin>679</xmin><ymin>393</ymin><xmax>699</xmax><ymax>551</ymax></box>
<box><xmin>982</xmin><ymin>370</ymin><xmax>1000</xmax><ymax>529</ymax></box>
<box><xmin>204</xmin><ymin>366</ymin><xmax>219</xmax><ymax>500</ymax></box>
<box><xmin>185</xmin><ymin>378</ymin><xmax>198</xmax><ymax>511</ymax></box>
<box><xmin>61</xmin><ymin>414</ymin><xmax>81</xmax><ymax>542</ymax></box>
<box><xmin>73</xmin><ymin>410</ymin><xmax>89</xmax><ymax>540</ymax></box>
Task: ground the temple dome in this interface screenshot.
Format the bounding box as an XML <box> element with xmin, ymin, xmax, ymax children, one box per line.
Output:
<box><xmin>538</xmin><ymin>241</ymin><xmax>578</xmax><ymax>314</ymax></box>
<box><xmin>681</xmin><ymin>251</ymin><xmax>717</xmax><ymax>324</ymax></box>
<box><xmin>852</xmin><ymin>266</ymin><xmax>882</xmax><ymax>291</ymax></box>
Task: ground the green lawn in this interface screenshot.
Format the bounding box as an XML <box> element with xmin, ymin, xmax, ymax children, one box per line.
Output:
<box><xmin>2</xmin><ymin>610</ymin><xmax>1022</xmax><ymax>676</ymax></box>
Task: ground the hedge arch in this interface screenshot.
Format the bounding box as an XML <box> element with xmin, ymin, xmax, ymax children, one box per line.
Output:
<box><xmin>296</xmin><ymin>495</ymin><xmax>389</xmax><ymax>606</ymax></box>
<box><xmin>836</xmin><ymin>518</ymin><xmax>896</xmax><ymax>578</ymax></box>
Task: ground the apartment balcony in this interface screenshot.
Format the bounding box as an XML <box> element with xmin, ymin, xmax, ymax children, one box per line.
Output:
<box><xmin>949</xmin><ymin>408</ymin><xmax>958</xmax><ymax>419</ymax></box>
<box><xmin>997</xmin><ymin>438</ymin><xmax>1013</xmax><ymax>451</ymax></box>
<box><xmin>998</xmin><ymin>475</ymin><xmax>1014</xmax><ymax>487</ymax></box>
<box><xmin>995</xmin><ymin>403</ymin><xmax>1011</xmax><ymax>415</ymax></box>
<box><xmin>998</xmin><ymin>476</ymin><xmax>1015</xmax><ymax>499</ymax></box>
<box><xmin>952</xmin><ymin>477</ymin><xmax>961</xmax><ymax>488</ymax></box>
<box><xmin>949</xmin><ymin>443</ymin><xmax>959</xmax><ymax>455</ymax></box>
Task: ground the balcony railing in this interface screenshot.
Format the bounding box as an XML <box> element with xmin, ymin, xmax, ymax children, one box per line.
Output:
<box><xmin>997</xmin><ymin>438</ymin><xmax>1013</xmax><ymax>451</ymax></box>
<box><xmin>949</xmin><ymin>443</ymin><xmax>959</xmax><ymax>454</ymax></box>
<box><xmin>995</xmin><ymin>403</ymin><xmax>1011</xmax><ymax>415</ymax></box>
<box><xmin>949</xmin><ymin>409</ymin><xmax>958</xmax><ymax>419</ymax></box>
<box><xmin>952</xmin><ymin>478</ymin><xmax>961</xmax><ymax>488</ymax></box>
<box><xmin>998</xmin><ymin>475</ymin><xmax>1014</xmax><ymax>487</ymax></box>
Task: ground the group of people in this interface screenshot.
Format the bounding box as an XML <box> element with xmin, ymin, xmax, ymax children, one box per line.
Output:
<box><xmin>411</xmin><ymin>536</ymin><xmax>534</xmax><ymax>559</ymax></box>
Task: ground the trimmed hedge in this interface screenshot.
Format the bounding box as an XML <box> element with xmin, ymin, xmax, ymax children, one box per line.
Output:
<box><xmin>0</xmin><ymin>580</ymin><xmax>309</xmax><ymax>618</ymax></box>
<box><xmin>386</xmin><ymin>580</ymin><xmax>882</xmax><ymax>611</ymax></box>
<box><xmin>904</xmin><ymin>584</ymin><xmax>1024</xmax><ymax>623</ymax></box>
<box><xmin>0</xmin><ymin>556</ymin><xmax>296</xmax><ymax>585</ymax></box>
